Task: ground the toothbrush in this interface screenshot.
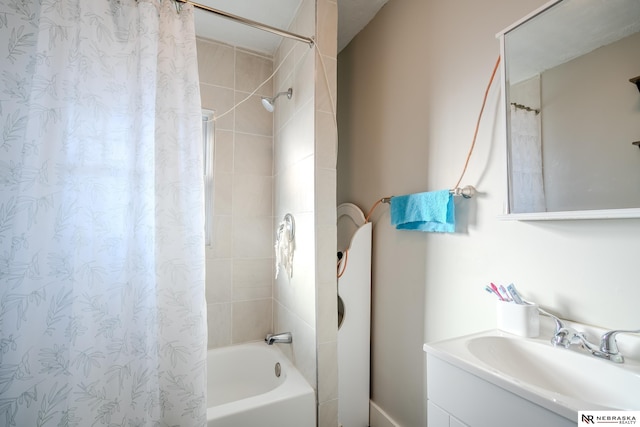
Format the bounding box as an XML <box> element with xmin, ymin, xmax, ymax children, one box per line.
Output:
<box><xmin>498</xmin><ymin>284</ymin><xmax>513</xmax><ymax>302</ymax></box>
<box><xmin>485</xmin><ymin>285</ymin><xmax>504</xmax><ymax>301</ymax></box>
<box><xmin>506</xmin><ymin>283</ymin><xmax>524</xmax><ymax>304</ymax></box>
<box><xmin>490</xmin><ymin>283</ymin><xmax>507</xmax><ymax>301</ymax></box>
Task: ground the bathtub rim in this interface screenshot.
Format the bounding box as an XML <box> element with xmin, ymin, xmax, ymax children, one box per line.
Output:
<box><xmin>206</xmin><ymin>341</ymin><xmax>317</xmax><ymax>421</ymax></box>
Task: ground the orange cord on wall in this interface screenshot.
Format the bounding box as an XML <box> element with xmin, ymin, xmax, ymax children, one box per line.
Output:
<box><xmin>338</xmin><ymin>196</ymin><xmax>383</xmax><ymax>278</ymax></box>
<box><xmin>452</xmin><ymin>56</ymin><xmax>501</xmax><ymax>190</ymax></box>
<box><xmin>365</xmin><ymin>198</ymin><xmax>387</xmax><ymax>223</ymax></box>
<box><xmin>338</xmin><ymin>57</ymin><xmax>502</xmax><ymax>279</ymax></box>
<box><xmin>338</xmin><ymin>197</ymin><xmax>383</xmax><ymax>279</ymax></box>
<box><xmin>359</xmin><ymin>57</ymin><xmax>501</xmax><ymax>227</ymax></box>
<box><xmin>337</xmin><ymin>249</ymin><xmax>348</xmax><ymax>278</ymax></box>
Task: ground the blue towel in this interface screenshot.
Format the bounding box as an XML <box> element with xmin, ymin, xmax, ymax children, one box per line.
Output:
<box><xmin>390</xmin><ymin>190</ymin><xmax>455</xmax><ymax>233</ymax></box>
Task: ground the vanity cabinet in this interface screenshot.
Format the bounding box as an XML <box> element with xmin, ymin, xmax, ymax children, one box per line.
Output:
<box><xmin>426</xmin><ymin>354</ymin><xmax>576</xmax><ymax>427</ymax></box>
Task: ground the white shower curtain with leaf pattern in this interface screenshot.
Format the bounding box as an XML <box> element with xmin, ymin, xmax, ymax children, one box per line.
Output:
<box><xmin>509</xmin><ymin>105</ymin><xmax>546</xmax><ymax>213</ymax></box>
<box><xmin>0</xmin><ymin>0</ymin><xmax>207</xmax><ymax>425</ymax></box>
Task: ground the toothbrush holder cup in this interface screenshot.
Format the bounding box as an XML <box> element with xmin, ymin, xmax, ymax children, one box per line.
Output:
<box><xmin>496</xmin><ymin>300</ymin><xmax>540</xmax><ymax>338</ymax></box>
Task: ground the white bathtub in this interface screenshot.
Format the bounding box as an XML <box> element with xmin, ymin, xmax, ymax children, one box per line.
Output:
<box><xmin>206</xmin><ymin>342</ymin><xmax>316</xmax><ymax>427</ymax></box>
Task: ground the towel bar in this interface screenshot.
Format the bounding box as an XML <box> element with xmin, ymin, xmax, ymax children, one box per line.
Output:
<box><xmin>380</xmin><ymin>185</ymin><xmax>476</xmax><ymax>204</ymax></box>
<box><xmin>450</xmin><ymin>185</ymin><xmax>476</xmax><ymax>199</ymax></box>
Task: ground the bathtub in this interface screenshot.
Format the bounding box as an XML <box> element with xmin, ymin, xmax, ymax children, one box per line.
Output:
<box><xmin>206</xmin><ymin>341</ymin><xmax>316</xmax><ymax>427</ymax></box>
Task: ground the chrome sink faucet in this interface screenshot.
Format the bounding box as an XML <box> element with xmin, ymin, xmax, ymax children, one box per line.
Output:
<box><xmin>536</xmin><ymin>306</ymin><xmax>567</xmax><ymax>339</ymax></box>
<box><xmin>265</xmin><ymin>332</ymin><xmax>292</xmax><ymax>345</ymax></box>
<box><xmin>598</xmin><ymin>329</ymin><xmax>640</xmax><ymax>363</ymax></box>
<box><xmin>537</xmin><ymin>307</ymin><xmax>589</xmax><ymax>348</ymax></box>
<box><xmin>537</xmin><ymin>307</ymin><xmax>639</xmax><ymax>363</ymax></box>
<box><xmin>552</xmin><ymin>324</ymin><xmax>640</xmax><ymax>364</ymax></box>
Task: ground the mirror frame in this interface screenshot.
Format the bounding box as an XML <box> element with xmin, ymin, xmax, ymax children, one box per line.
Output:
<box><xmin>497</xmin><ymin>0</ymin><xmax>640</xmax><ymax>221</ymax></box>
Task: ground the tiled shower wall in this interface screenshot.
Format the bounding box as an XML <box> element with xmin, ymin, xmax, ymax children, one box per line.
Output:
<box><xmin>197</xmin><ymin>0</ymin><xmax>338</xmax><ymax>423</ymax></box>
<box><xmin>314</xmin><ymin>1</ymin><xmax>338</xmax><ymax>424</ymax></box>
<box><xmin>197</xmin><ymin>37</ymin><xmax>275</xmax><ymax>349</ymax></box>
<box><xmin>272</xmin><ymin>0</ymin><xmax>338</xmax><ymax>425</ymax></box>
<box><xmin>272</xmin><ymin>0</ymin><xmax>318</xmax><ymax>394</ymax></box>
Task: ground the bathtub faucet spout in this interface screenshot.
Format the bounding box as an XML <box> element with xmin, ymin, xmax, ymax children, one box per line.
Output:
<box><xmin>265</xmin><ymin>332</ymin><xmax>292</xmax><ymax>345</ymax></box>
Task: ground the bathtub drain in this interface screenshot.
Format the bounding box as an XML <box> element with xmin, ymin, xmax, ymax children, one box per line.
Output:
<box><xmin>274</xmin><ymin>362</ymin><xmax>281</xmax><ymax>378</ymax></box>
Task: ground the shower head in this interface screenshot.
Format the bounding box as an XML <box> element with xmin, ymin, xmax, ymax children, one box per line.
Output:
<box><xmin>261</xmin><ymin>88</ymin><xmax>293</xmax><ymax>112</ymax></box>
<box><xmin>261</xmin><ymin>97</ymin><xmax>275</xmax><ymax>112</ymax></box>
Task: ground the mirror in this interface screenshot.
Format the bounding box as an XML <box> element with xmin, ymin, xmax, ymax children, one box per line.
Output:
<box><xmin>499</xmin><ymin>0</ymin><xmax>640</xmax><ymax>220</ymax></box>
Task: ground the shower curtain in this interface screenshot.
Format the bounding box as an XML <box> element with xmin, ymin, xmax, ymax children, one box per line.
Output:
<box><xmin>0</xmin><ymin>1</ymin><xmax>207</xmax><ymax>425</ymax></box>
<box><xmin>509</xmin><ymin>105</ymin><xmax>546</xmax><ymax>213</ymax></box>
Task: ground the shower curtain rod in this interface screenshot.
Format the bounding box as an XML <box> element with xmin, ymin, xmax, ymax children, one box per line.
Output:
<box><xmin>175</xmin><ymin>0</ymin><xmax>315</xmax><ymax>46</ymax></box>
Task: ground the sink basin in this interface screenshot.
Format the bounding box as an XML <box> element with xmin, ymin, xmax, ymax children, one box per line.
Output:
<box><xmin>466</xmin><ymin>335</ymin><xmax>640</xmax><ymax>410</ymax></box>
<box><xmin>424</xmin><ymin>330</ymin><xmax>640</xmax><ymax>419</ymax></box>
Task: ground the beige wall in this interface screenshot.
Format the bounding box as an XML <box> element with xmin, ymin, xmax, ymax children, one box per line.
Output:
<box><xmin>337</xmin><ymin>1</ymin><xmax>640</xmax><ymax>426</ymax></box>
<box><xmin>198</xmin><ymin>37</ymin><xmax>275</xmax><ymax>348</ymax></box>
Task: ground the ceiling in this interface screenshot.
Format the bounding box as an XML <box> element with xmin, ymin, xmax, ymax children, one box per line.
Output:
<box><xmin>192</xmin><ymin>0</ymin><xmax>389</xmax><ymax>55</ymax></box>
